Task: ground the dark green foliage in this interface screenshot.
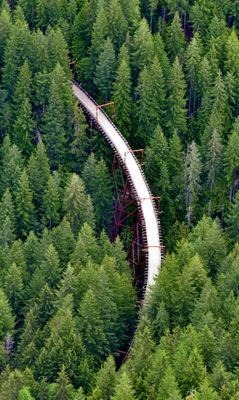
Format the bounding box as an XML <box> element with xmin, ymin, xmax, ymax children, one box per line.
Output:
<box><xmin>83</xmin><ymin>155</ymin><xmax>113</xmax><ymax>232</ymax></box>
<box><xmin>78</xmin><ymin>289</ymin><xmax>108</xmax><ymax>365</ymax></box>
<box><xmin>27</xmin><ymin>140</ymin><xmax>50</xmax><ymax>208</ymax></box>
<box><xmin>94</xmin><ymin>37</ymin><xmax>116</xmax><ymax>101</ymax></box>
<box><xmin>226</xmin><ymin>192</ymin><xmax>239</xmax><ymax>242</ymax></box>
<box><xmin>1</xmin><ymin>1</ymin><xmax>239</xmax><ymax>398</ymax></box>
<box><xmin>42</xmin><ymin>173</ymin><xmax>61</xmax><ymax>228</ymax></box>
<box><xmin>0</xmin><ymin>288</ymin><xmax>15</xmax><ymax>340</ymax></box>
<box><xmin>113</xmin><ymin>48</ymin><xmax>132</xmax><ymax>137</ymax></box>
<box><xmin>15</xmin><ymin>170</ymin><xmax>35</xmax><ymax>237</ymax></box>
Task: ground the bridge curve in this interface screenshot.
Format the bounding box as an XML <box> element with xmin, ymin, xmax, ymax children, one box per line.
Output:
<box><xmin>72</xmin><ymin>81</ymin><xmax>162</xmax><ymax>294</ymax></box>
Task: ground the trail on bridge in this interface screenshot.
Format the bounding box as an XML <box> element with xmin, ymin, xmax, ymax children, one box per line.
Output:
<box><xmin>72</xmin><ymin>81</ymin><xmax>162</xmax><ymax>294</ymax></box>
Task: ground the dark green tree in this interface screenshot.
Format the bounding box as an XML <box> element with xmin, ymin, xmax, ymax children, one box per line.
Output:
<box><xmin>94</xmin><ymin>37</ymin><xmax>116</xmax><ymax>102</ymax></box>
<box><xmin>226</xmin><ymin>191</ymin><xmax>239</xmax><ymax>243</ymax></box>
<box><xmin>166</xmin><ymin>11</ymin><xmax>186</xmax><ymax>61</ymax></box>
<box><xmin>1</xmin><ymin>144</ymin><xmax>24</xmax><ymax>197</ymax></box>
<box><xmin>184</xmin><ymin>142</ymin><xmax>202</xmax><ymax>225</ymax></box>
<box><xmin>0</xmin><ymin>288</ymin><xmax>15</xmax><ymax>340</ymax></box>
<box><xmin>42</xmin><ymin>173</ymin><xmax>61</xmax><ymax>229</ymax></box>
<box><xmin>4</xmin><ymin>263</ymin><xmax>24</xmax><ymax>315</ymax></box>
<box><xmin>2</xmin><ymin>19</ymin><xmax>31</xmax><ymax>96</ymax></box>
<box><xmin>0</xmin><ymin>189</ymin><xmax>16</xmax><ymax>248</ymax></box>
<box><xmin>132</xmin><ymin>18</ymin><xmax>153</xmax><ymax>77</ymax></box>
<box><xmin>225</xmin><ymin>118</ymin><xmax>239</xmax><ymax>200</ymax></box>
<box><xmin>0</xmin><ymin>7</ymin><xmax>11</xmax><ymax>68</ymax></box>
<box><xmin>15</xmin><ymin>170</ymin><xmax>35</xmax><ymax>237</ymax></box>
<box><xmin>113</xmin><ymin>49</ymin><xmax>132</xmax><ymax>137</ymax></box>
<box><xmin>27</xmin><ymin>140</ymin><xmax>50</xmax><ymax>208</ymax></box>
<box><xmin>166</xmin><ymin>57</ymin><xmax>187</xmax><ymax>138</ymax></box>
<box><xmin>46</xmin><ymin>27</ymin><xmax>70</xmax><ymax>77</ymax></box>
<box><xmin>107</xmin><ymin>0</ymin><xmax>128</xmax><ymax>50</ymax></box>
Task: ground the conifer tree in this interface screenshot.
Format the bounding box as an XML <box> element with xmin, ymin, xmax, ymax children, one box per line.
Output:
<box><xmin>23</xmin><ymin>231</ymin><xmax>40</xmax><ymax>276</ymax></box>
<box><xmin>225</xmin><ymin>30</ymin><xmax>239</xmax><ymax>87</ymax></box>
<box><xmin>46</xmin><ymin>27</ymin><xmax>70</xmax><ymax>77</ymax></box>
<box><xmin>7</xmin><ymin>239</ymin><xmax>26</xmax><ymax>275</ymax></box>
<box><xmin>168</xmin><ymin>131</ymin><xmax>185</xmax><ymax>217</ymax></box>
<box><xmin>94</xmin><ymin>37</ymin><xmax>116</xmax><ymax>102</ymax></box>
<box><xmin>64</xmin><ymin>174</ymin><xmax>95</xmax><ymax>236</ymax></box>
<box><xmin>89</xmin><ymin>0</ymin><xmax>109</xmax><ymax>73</ymax></box>
<box><xmin>0</xmin><ymin>288</ymin><xmax>15</xmax><ymax>340</ymax></box>
<box><xmin>0</xmin><ymin>7</ymin><xmax>11</xmax><ymax>68</ymax></box>
<box><xmin>42</xmin><ymin>173</ymin><xmax>61</xmax><ymax>229</ymax></box>
<box><xmin>13</xmin><ymin>61</ymin><xmax>32</xmax><ymax>110</ymax></box>
<box><xmin>91</xmin><ymin>158</ymin><xmax>113</xmax><ymax>232</ymax></box>
<box><xmin>41</xmin><ymin>244</ymin><xmax>61</xmax><ymax>288</ymax></box>
<box><xmin>225</xmin><ymin>118</ymin><xmax>239</xmax><ymax>198</ymax></box>
<box><xmin>226</xmin><ymin>191</ymin><xmax>239</xmax><ymax>243</ymax></box>
<box><xmin>82</xmin><ymin>153</ymin><xmax>97</xmax><ymax>197</ymax></box>
<box><xmin>18</xmin><ymin>387</ymin><xmax>34</xmax><ymax>400</ymax></box>
<box><xmin>132</xmin><ymin>18</ymin><xmax>153</xmax><ymax>78</ymax></box>
<box><xmin>107</xmin><ymin>0</ymin><xmax>128</xmax><ymax>50</ymax></box>
<box><xmin>166</xmin><ymin>11</ymin><xmax>186</xmax><ymax>61</ymax></box>
<box><xmin>35</xmin><ymin>297</ymin><xmax>88</xmax><ymax>387</ymax></box>
<box><xmin>206</xmin><ymin>128</ymin><xmax>224</xmax><ymax>214</ymax></box>
<box><xmin>53</xmin><ymin>366</ymin><xmax>75</xmax><ymax>400</ymax></box>
<box><xmin>71</xmin><ymin>223</ymin><xmax>100</xmax><ymax>267</ymax></box>
<box><xmin>51</xmin><ymin>218</ymin><xmax>75</xmax><ymax>266</ymax></box>
<box><xmin>193</xmin><ymin>379</ymin><xmax>219</xmax><ymax>400</ymax></box>
<box><xmin>119</xmin><ymin>0</ymin><xmax>140</xmax><ymax>32</ymax></box>
<box><xmin>184</xmin><ymin>142</ymin><xmax>202</xmax><ymax>225</ymax></box>
<box><xmin>42</xmin><ymin>79</ymin><xmax>67</xmax><ymax>167</ymax></box>
<box><xmin>69</xmin><ymin>103</ymin><xmax>89</xmax><ymax>171</ymax></box>
<box><xmin>157</xmin><ymin>367</ymin><xmax>182</xmax><ymax>400</ymax></box>
<box><xmin>136</xmin><ymin>66</ymin><xmax>155</xmax><ymax>143</ymax></box>
<box><xmin>166</xmin><ymin>57</ymin><xmax>187</xmax><ymax>138</ymax></box>
<box><xmin>206</xmin><ymin>129</ymin><xmax>223</xmax><ymax>193</ymax></box>
<box><xmin>113</xmin><ymin>50</ymin><xmax>132</xmax><ymax>137</ymax></box>
<box><xmin>127</xmin><ymin>323</ymin><xmax>155</xmax><ymax>398</ymax></box>
<box><xmin>1</xmin><ymin>144</ymin><xmax>24</xmax><ymax>197</ymax></box>
<box><xmin>13</xmin><ymin>98</ymin><xmax>35</xmax><ymax>156</ymax></box>
<box><xmin>149</xmin><ymin>56</ymin><xmax>166</xmax><ymax>129</ymax></box>
<box><xmin>111</xmin><ymin>371</ymin><xmax>136</xmax><ymax>400</ymax></box>
<box><xmin>27</xmin><ymin>140</ymin><xmax>50</xmax><ymax>208</ymax></box>
<box><xmin>71</xmin><ymin>0</ymin><xmax>97</xmax><ymax>67</ymax></box>
<box><xmin>153</xmin><ymin>33</ymin><xmax>171</xmax><ymax>80</ymax></box>
<box><xmin>186</xmin><ymin>34</ymin><xmax>202</xmax><ymax>116</ymax></box>
<box><xmin>2</xmin><ymin>19</ymin><xmax>31</xmax><ymax>95</ymax></box>
<box><xmin>15</xmin><ymin>170</ymin><xmax>35</xmax><ymax>237</ymax></box>
<box><xmin>145</xmin><ymin>125</ymin><xmax>170</xmax><ymax>195</ymax></box>
<box><xmin>0</xmin><ymin>189</ymin><xmax>16</xmax><ymax>247</ymax></box>
<box><xmin>190</xmin><ymin>0</ymin><xmax>214</xmax><ymax>36</ymax></box>
<box><xmin>89</xmin><ymin>356</ymin><xmax>116</xmax><ymax>400</ymax></box>
<box><xmin>4</xmin><ymin>263</ymin><xmax>24</xmax><ymax>315</ymax></box>
<box><xmin>78</xmin><ymin>289</ymin><xmax>108</xmax><ymax>364</ymax></box>
<box><xmin>190</xmin><ymin>216</ymin><xmax>226</xmax><ymax>277</ymax></box>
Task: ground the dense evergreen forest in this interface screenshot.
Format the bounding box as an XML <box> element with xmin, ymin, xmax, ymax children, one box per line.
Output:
<box><xmin>0</xmin><ymin>0</ymin><xmax>239</xmax><ymax>398</ymax></box>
